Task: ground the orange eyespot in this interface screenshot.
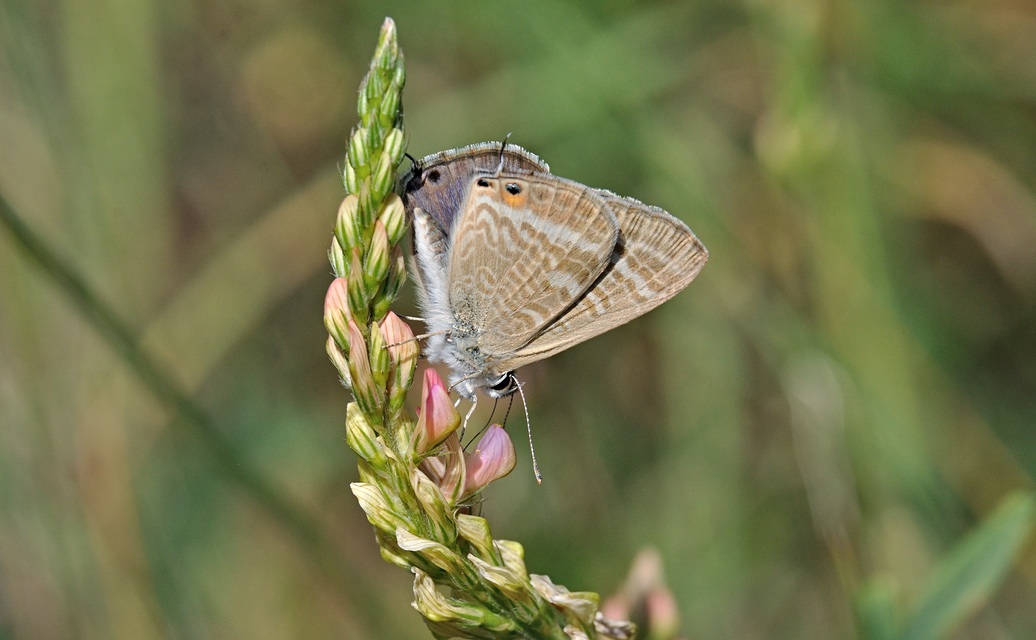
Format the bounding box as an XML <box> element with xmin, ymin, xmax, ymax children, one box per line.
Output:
<box><xmin>501</xmin><ymin>180</ymin><xmax>528</xmax><ymax>207</ymax></box>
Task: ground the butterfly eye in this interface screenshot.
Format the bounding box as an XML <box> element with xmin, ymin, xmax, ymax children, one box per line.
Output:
<box><xmin>476</xmin><ymin>178</ymin><xmax>490</xmax><ymax>188</ymax></box>
<box><xmin>505</xmin><ymin>183</ymin><xmax>522</xmax><ymax>195</ymax></box>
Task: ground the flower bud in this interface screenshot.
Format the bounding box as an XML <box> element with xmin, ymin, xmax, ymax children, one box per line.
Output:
<box><xmin>378</xmin><ymin>193</ymin><xmax>407</xmax><ymax>246</ymax></box>
<box><xmin>392</xmin><ymin>62</ymin><xmax>405</xmax><ymax>91</ymax></box>
<box><xmin>413</xmin><ymin>369</ymin><xmax>461</xmax><ymax>455</ymax></box>
<box><xmin>335</xmin><ymin>195</ymin><xmax>363</xmax><ymax>251</ymax></box>
<box><xmin>323</xmin><ymin>277</ymin><xmax>352</xmax><ymax>351</ymax></box>
<box><xmin>462</xmin><ymin>425</ymin><xmax>516</xmax><ymax>498</ymax></box>
<box><xmin>343</xmin><ymin>160</ymin><xmax>361</xmax><ymax>194</ymax></box>
<box><xmin>379</xmin><ymin>312</ymin><xmax>418</xmax><ymax>414</ymax></box>
<box><xmin>378</xmin><ymin>90</ymin><xmax>400</xmax><ymax>130</ymax></box>
<box><xmin>378</xmin><ymin>312</ymin><xmax>415</xmax><ymax>360</ymax></box>
<box><xmin>347</xmin><ymin>247</ymin><xmax>369</xmax><ymax>325</ymax></box>
<box><xmin>383</xmin><ymin>128</ymin><xmax>406</xmax><ymax>168</ymax></box>
<box><xmin>347</xmin><ymin>127</ymin><xmax>370</xmax><ymax>175</ymax></box>
<box><xmin>356</xmin><ymin>90</ymin><xmax>370</xmax><ymax>129</ymax></box>
<box><xmin>358</xmin><ymin>181</ymin><xmax>378</xmax><ymax>229</ymax></box>
<box><xmin>364</xmin><ymin>67</ymin><xmax>386</xmax><ymax>104</ymax></box>
<box><xmin>373</xmin><ymin>258</ymin><xmax>406</xmax><ymax>321</ymax></box>
<box><xmin>364</xmin><ymin>220</ymin><xmax>391</xmax><ymax>290</ymax></box>
<box><xmin>368</xmin><ymin>314</ymin><xmax>390</xmax><ymax>392</ymax></box>
<box><xmin>325</xmin><ymin>336</ymin><xmax>351</xmax><ymax>387</ymax></box>
<box><xmin>370</xmin><ymin>149</ymin><xmax>395</xmax><ymax>201</ymax></box>
<box><xmin>328</xmin><ymin>238</ymin><xmax>348</xmax><ymax>277</ymax></box>
<box><xmin>347</xmin><ymin>318</ymin><xmax>381</xmax><ymax>416</ymax></box>
<box><xmin>374</xmin><ymin>20</ymin><xmax>399</xmax><ymax>70</ymax></box>
<box><xmin>376</xmin><ymin>247</ymin><xmax>407</xmax><ymax>314</ymax></box>
<box><xmin>368</xmin><ymin>124</ymin><xmax>387</xmax><ymax>151</ymax></box>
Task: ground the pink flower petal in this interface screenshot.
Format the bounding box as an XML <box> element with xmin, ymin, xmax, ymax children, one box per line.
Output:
<box><xmin>463</xmin><ymin>425</ymin><xmax>516</xmax><ymax>497</ymax></box>
<box><xmin>413</xmin><ymin>368</ymin><xmax>460</xmax><ymax>454</ymax></box>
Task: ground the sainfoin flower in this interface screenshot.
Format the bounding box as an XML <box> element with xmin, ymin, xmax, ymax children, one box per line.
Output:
<box><xmin>601</xmin><ymin>548</ymin><xmax>679</xmax><ymax>639</ymax></box>
<box><xmin>346</xmin><ymin>317</ymin><xmax>379</xmax><ymax>414</ymax></box>
<box><xmin>378</xmin><ymin>311</ymin><xmax>418</xmax><ymax>413</ymax></box>
<box><xmin>412</xmin><ymin>368</ymin><xmax>460</xmax><ymax>454</ymax></box>
<box><xmin>417</xmin><ymin>424</ymin><xmax>517</xmax><ymax>504</ymax></box>
<box><xmin>462</xmin><ymin>425</ymin><xmax>516</xmax><ymax>499</ymax></box>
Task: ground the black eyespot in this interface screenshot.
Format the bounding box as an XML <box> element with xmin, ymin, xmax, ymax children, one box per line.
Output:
<box><xmin>505</xmin><ymin>182</ymin><xmax>521</xmax><ymax>195</ymax></box>
<box><xmin>476</xmin><ymin>178</ymin><xmax>490</xmax><ymax>188</ymax></box>
<box><xmin>427</xmin><ymin>169</ymin><xmax>441</xmax><ymax>184</ymax></box>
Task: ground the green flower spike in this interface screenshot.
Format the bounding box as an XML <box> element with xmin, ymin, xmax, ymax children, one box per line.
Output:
<box><xmin>326</xmin><ymin>18</ymin><xmax>637</xmax><ymax>639</ymax></box>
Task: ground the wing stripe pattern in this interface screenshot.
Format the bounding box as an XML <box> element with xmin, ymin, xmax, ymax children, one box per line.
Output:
<box><xmin>503</xmin><ymin>194</ymin><xmax>707</xmax><ymax>369</ymax></box>
<box><xmin>447</xmin><ymin>176</ymin><xmax>618</xmax><ymax>355</ymax></box>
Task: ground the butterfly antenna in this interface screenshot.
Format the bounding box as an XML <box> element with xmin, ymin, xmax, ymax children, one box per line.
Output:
<box><xmin>494</xmin><ymin>133</ymin><xmax>513</xmax><ymax>175</ymax></box>
<box><xmin>384</xmin><ymin>328</ymin><xmax>448</xmax><ymax>349</ymax></box>
<box><xmin>513</xmin><ymin>376</ymin><xmax>542</xmax><ymax>484</ymax></box>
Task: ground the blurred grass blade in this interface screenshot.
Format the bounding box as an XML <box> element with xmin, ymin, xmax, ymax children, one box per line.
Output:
<box><xmin>902</xmin><ymin>492</ymin><xmax>1035</xmax><ymax>640</ymax></box>
<box><xmin>855</xmin><ymin>580</ymin><xmax>899</xmax><ymax>640</ymax></box>
<box><xmin>0</xmin><ymin>189</ymin><xmax>353</xmax><ymax>594</ymax></box>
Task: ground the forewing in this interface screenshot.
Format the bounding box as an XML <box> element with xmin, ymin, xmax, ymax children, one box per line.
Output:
<box><xmin>401</xmin><ymin>142</ymin><xmax>549</xmax><ymax>231</ymax></box>
<box><xmin>504</xmin><ymin>192</ymin><xmax>707</xmax><ymax>369</ymax></box>
<box><xmin>447</xmin><ymin>174</ymin><xmax>619</xmax><ymax>356</ymax></box>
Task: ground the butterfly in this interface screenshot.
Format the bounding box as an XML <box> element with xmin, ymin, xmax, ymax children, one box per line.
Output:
<box><xmin>401</xmin><ymin>141</ymin><xmax>707</xmax><ymax>400</ymax></box>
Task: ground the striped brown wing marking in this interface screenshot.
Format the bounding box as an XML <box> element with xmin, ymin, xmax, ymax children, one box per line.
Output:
<box><xmin>447</xmin><ymin>174</ymin><xmax>619</xmax><ymax>356</ymax></box>
<box><xmin>504</xmin><ymin>193</ymin><xmax>708</xmax><ymax>370</ymax></box>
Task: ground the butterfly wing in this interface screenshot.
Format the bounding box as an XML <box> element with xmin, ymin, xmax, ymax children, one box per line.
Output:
<box><xmin>446</xmin><ymin>173</ymin><xmax>620</xmax><ymax>357</ymax></box>
<box><xmin>410</xmin><ymin>202</ymin><xmax>453</xmax><ymax>339</ymax></box>
<box><xmin>501</xmin><ymin>192</ymin><xmax>708</xmax><ymax>370</ymax></box>
<box><xmin>401</xmin><ymin>142</ymin><xmax>549</xmax><ymax>232</ymax></box>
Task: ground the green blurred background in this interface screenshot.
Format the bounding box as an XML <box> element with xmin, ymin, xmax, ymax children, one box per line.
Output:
<box><xmin>2</xmin><ymin>0</ymin><xmax>1036</xmax><ymax>638</ymax></box>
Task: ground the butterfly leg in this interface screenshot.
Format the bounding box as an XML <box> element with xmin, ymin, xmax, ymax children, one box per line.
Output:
<box><xmin>459</xmin><ymin>395</ymin><xmax>478</xmax><ymax>441</ymax></box>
